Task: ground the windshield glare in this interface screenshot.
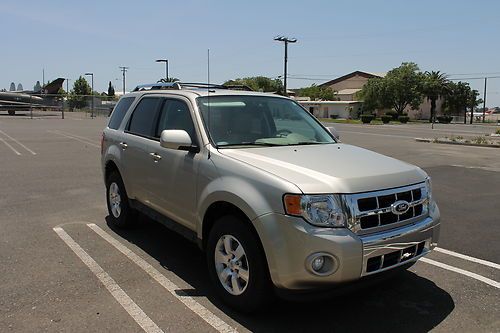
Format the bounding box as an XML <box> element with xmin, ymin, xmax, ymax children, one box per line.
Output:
<box><xmin>197</xmin><ymin>96</ymin><xmax>335</xmax><ymax>147</ymax></box>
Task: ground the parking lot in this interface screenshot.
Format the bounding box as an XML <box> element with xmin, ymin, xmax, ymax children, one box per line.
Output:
<box><xmin>0</xmin><ymin>113</ymin><xmax>499</xmax><ymax>332</ymax></box>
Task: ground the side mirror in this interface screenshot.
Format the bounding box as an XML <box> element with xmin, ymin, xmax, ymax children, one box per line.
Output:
<box><xmin>327</xmin><ymin>127</ymin><xmax>340</xmax><ymax>140</ymax></box>
<box><xmin>160</xmin><ymin>130</ymin><xmax>198</xmax><ymax>152</ymax></box>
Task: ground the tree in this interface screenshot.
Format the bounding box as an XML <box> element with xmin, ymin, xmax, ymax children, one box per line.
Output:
<box><xmin>9</xmin><ymin>82</ymin><xmax>15</xmax><ymax>91</ymax></box>
<box><xmin>296</xmin><ymin>84</ymin><xmax>338</xmax><ymax>101</ymax></box>
<box><xmin>383</xmin><ymin>62</ymin><xmax>425</xmax><ymax>115</ymax></box>
<box><xmin>158</xmin><ymin>77</ymin><xmax>180</xmax><ymax>83</ymax></box>
<box><xmin>107</xmin><ymin>81</ymin><xmax>115</xmax><ymax>97</ymax></box>
<box><xmin>223</xmin><ymin>76</ymin><xmax>283</xmax><ymax>93</ymax></box>
<box><xmin>68</xmin><ymin>76</ymin><xmax>92</xmax><ymax>109</ymax></box>
<box><xmin>356</xmin><ymin>78</ymin><xmax>384</xmax><ymax>113</ymax></box>
<box><xmin>358</xmin><ymin>62</ymin><xmax>425</xmax><ymax>115</ymax></box>
<box><xmin>423</xmin><ymin>71</ymin><xmax>449</xmax><ymax>122</ymax></box>
<box><xmin>442</xmin><ymin>81</ymin><xmax>482</xmax><ymax>121</ymax></box>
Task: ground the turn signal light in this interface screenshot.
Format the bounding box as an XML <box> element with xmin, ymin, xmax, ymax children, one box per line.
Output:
<box><xmin>284</xmin><ymin>194</ymin><xmax>302</xmax><ymax>216</ymax></box>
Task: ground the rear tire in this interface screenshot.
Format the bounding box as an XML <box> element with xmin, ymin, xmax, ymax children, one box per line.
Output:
<box><xmin>206</xmin><ymin>215</ymin><xmax>272</xmax><ymax>312</ymax></box>
<box><xmin>106</xmin><ymin>171</ymin><xmax>137</xmax><ymax>228</ymax></box>
<box><xmin>8</xmin><ymin>110</ymin><xmax>15</xmax><ymax>116</ymax></box>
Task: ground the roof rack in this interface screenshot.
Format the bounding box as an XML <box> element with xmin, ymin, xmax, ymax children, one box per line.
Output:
<box><xmin>132</xmin><ymin>82</ymin><xmax>253</xmax><ymax>92</ymax></box>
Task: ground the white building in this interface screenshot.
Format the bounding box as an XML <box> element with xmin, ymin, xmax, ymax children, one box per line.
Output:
<box><xmin>298</xmin><ymin>100</ymin><xmax>363</xmax><ymax>119</ymax></box>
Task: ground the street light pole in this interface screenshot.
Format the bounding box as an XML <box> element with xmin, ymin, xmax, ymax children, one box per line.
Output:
<box><xmin>482</xmin><ymin>77</ymin><xmax>487</xmax><ymax>123</ymax></box>
<box><xmin>274</xmin><ymin>36</ymin><xmax>297</xmax><ymax>96</ymax></box>
<box><xmin>85</xmin><ymin>73</ymin><xmax>94</xmax><ymax>118</ymax></box>
<box><xmin>156</xmin><ymin>59</ymin><xmax>169</xmax><ymax>81</ymax></box>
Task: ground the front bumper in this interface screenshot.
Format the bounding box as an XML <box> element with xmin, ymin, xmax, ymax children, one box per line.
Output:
<box><xmin>253</xmin><ymin>205</ymin><xmax>440</xmax><ymax>290</ymax></box>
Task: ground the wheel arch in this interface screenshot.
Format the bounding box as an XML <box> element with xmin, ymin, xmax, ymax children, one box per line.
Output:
<box><xmin>105</xmin><ymin>160</ymin><xmax>120</xmax><ymax>180</ymax></box>
<box><xmin>201</xmin><ymin>200</ymin><xmax>273</xmax><ymax>286</ymax></box>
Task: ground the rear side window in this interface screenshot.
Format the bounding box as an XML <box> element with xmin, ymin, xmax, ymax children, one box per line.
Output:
<box><xmin>108</xmin><ymin>97</ymin><xmax>135</xmax><ymax>130</ymax></box>
<box><xmin>127</xmin><ymin>97</ymin><xmax>161</xmax><ymax>137</ymax></box>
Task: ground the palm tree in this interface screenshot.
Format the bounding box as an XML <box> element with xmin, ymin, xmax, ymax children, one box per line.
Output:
<box><xmin>423</xmin><ymin>71</ymin><xmax>449</xmax><ymax>122</ymax></box>
<box><xmin>158</xmin><ymin>77</ymin><xmax>180</xmax><ymax>83</ymax></box>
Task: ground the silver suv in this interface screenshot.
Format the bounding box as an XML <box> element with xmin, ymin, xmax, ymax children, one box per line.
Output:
<box><xmin>101</xmin><ymin>82</ymin><xmax>440</xmax><ymax>311</ymax></box>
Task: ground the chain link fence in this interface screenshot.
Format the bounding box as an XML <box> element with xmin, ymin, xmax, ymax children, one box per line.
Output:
<box><xmin>0</xmin><ymin>94</ymin><xmax>117</xmax><ymax>119</ymax></box>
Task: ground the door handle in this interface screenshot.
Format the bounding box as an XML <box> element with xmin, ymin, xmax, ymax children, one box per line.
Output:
<box><xmin>119</xmin><ymin>142</ymin><xmax>128</xmax><ymax>150</ymax></box>
<box><xmin>149</xmin><ymin>152</ymin><xmax>162</xmax><ymax>162</ymax></box>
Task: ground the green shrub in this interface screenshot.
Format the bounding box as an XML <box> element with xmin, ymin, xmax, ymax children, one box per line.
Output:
<box><xmin>398</xmin><ymin>116</ymin><xmax>409</xmax><ymax>123</ymax></box>
<box><xmin>473</xmin><ymin>136</ymin><xmax>488</xmax><ymax>145</ymax></box>
<box><xmin>436</xmin><ymin>115</ymin><xmax>453</xmax><ymax>124</ymax></box>
<box><xmin>381</xmin><ymin>115</ymin><xmax>392</xmax><ymax>124</ymax></box>
<box><xmin>361</xmin><ymin>115</ymin><xmax>374</xmax><ymax>124</ymax></box>
<box><xmin>386</xmin><ymin>111</ymin><xmax>399</xmax><ymax>121</ymax></box>
<box><xmin>495</xmin><ymin>128</ymin><xmax>500</xmax><ymax>135</ymax></box>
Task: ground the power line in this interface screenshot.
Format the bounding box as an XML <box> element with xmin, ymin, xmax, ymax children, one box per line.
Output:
<box><xmin>449</xmin><ymin>76</ymin><xmax>500</xmax><ymax>80</ymax></box>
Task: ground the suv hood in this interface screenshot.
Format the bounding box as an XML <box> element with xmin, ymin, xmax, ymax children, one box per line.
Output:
<box><xmin>220</xmin><ymin>144</ymin><xmax>427</xmax><ymax>193</ymax></box>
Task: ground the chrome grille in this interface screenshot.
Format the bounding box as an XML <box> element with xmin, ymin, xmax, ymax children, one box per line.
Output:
<box><xmin>346</xmin><ymin>183</ymin><xmax>429</xmax><ymax>234</ymax></box>
<box><xmin>365</xmin><ymin>241</ymin><xmax>426</xmax><ymax>274</ymax></box>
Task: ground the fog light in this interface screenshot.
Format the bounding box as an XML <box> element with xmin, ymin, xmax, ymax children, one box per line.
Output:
<box><xmin>312</xmin><ymin>256</ymin><xmax>325</xmax><ymax>272</ymax></box>
<box><xmin>306</xmin><ymin>253</ymin><xmax>338</xmax><ymax>276</ymax></box>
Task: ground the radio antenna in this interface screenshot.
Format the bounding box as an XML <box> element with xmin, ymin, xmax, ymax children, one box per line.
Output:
<box><xmin>207</xmin><ymin>48</ymin><xmax>211</xmax><ymax>158</ymax></box>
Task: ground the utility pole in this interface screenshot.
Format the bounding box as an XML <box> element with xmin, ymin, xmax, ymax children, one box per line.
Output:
<box><xmin>119</xmin><ymin>66</ymin><xmax>129</xmax><ymax>94</ymax></box>
<box><xmin>274</xmin><ymin>36</ymin><xmax>297</xmax><ymax>96</ymax></box>
<box><xmin>482</xmin><ymin>77</ymin><xmax>487</xmax><ymax>123</ymax></box>
<box><xmin>66</xmin><ymin>78</ymin><xmax>71</xmax><ymax>94</ymax></box>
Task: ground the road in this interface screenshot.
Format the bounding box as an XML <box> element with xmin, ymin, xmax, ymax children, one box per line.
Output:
<box><xmin>0</xmin><ymin>114</ymin><xmax>499</xmax><ymax>332</ymax></box>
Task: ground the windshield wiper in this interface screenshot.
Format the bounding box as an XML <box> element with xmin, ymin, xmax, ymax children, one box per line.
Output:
<box><xmin>217</xmin><ymin>142</ymin><xmax>283</xmax><ymax>148</ymax></box>
<box><xmin>286</xmin><ymin>141</ymin><xmax>324</xmax><ymax>146</ymax></box>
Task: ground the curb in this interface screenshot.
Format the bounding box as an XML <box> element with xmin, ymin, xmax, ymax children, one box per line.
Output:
<box><xmin>415</xmin><ymin>138</ymin><xmax>500</xmax><ymax>148</ymax></box>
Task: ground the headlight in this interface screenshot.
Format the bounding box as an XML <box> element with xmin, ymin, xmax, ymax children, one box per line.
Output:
<box><xmin>283</xmin><ymin>194</ymin><xmax>346</xmax><ymax>227</ymax></box>
<box><xmin>425</xmin><ymin>177</ymin><xmax>433</xmax><ymax>202</ymax></box>
<box><xmin>426</xmin><ymin>176</ymin><xmax>436</xmax><ymax>214</ymax></box>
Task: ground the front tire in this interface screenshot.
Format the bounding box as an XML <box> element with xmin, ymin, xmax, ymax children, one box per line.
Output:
<box><xmin>206</xmin><ymin>215</ymin><xmax>272</xmax><ymax>312</ymax></box>
<box><xmin>106</xmin><ymin>171</ymin><xmax>136</xmax><ymax>228</ymax></box>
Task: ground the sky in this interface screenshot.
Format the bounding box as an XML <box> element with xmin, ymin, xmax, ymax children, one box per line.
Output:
<box><xmin>1</xmin><ymin>0</ymin><xmax>500</xmax><ymax>106</ymax></box>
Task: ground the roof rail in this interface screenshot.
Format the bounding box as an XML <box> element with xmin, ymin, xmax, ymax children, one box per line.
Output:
<box><xmin>131</xmin><ymin>82</ymin><xmax>254</xmax><ymax>92</ymax></box>
<box><xmin>132</xmin><ymin>82</ymin><xmax>181</xmax><ymax>92</ymax></box>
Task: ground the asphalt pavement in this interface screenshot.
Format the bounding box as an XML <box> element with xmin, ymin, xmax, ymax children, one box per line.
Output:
<box><xmin>0</xmin><ymin>113</ymin><xmax>498</xmax><ymax>332</ymax></box>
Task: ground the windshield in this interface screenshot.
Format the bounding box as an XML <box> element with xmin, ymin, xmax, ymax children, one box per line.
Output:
<box><xmin>197</xmin><ymin>95</ymin><xmax>336</xmax><ymax>147</ymax></box>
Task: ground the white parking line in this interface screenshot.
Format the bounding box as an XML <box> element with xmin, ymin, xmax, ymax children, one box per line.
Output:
<box><xmin>0</xmin><ymin>136</ymin><xmax>21</xmax><ymax>155</ymax></box>
<box><xmin>0</xmin><ymin>129</ymin><xmax>36</xmax><ymax>155</ymax></box>
<box><xmin>53</xmin><ymin>227</ymin><xmax>164</xmax><ymax>333</ymax></box>
<box><xmin>420</xmin><ymin>258</ymin><xmax>500</xmax><ymax>289</ymax></box>
<box><xmin>435</xmin><ymin>247</ymin><xmax>500</xmax><ymax>270</ymax></box>
<box><xmin>339</xmin><ymin>130</ymin><xmax>412</xmax><ymax>139</ymax></box>
<box><xmin>87</xmin><ymin>223</ymin><xmax>238</xmax><ymax>333</ymax></box>
<box><xmin>47</xmin><ymin>130</ymin><xmax>100</xmax><ymax>148</ymax></box>
<box><xmin>56</xmin><ymin>130</ymin><xmax>101</xmax><ymax>145</ymax></box>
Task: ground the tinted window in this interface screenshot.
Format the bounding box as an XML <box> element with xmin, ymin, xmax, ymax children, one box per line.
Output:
<box><xmin>108</xmin><ymin>97</ymin><xmax>134</xmax><ymax>129</ymax></box>
<box><xmin>156</xmin><ymin>99</ymin><xmax>196</xmax><ymax>140</ymax></box>
<box><xmin>127</xmin><ymin>97</ymin><xmax>161</xmax><ymax>137</ymax></box>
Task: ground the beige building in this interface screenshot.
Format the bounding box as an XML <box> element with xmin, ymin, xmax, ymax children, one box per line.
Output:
<box><xmin>318</xmin><ymin>70</ymin><xmax>442</xmax><ymax>120</ymax></box>
<box><xmin>320</xmin><ymin>71</ymin><xmax>385</xmax><ymax>101</ymax></box>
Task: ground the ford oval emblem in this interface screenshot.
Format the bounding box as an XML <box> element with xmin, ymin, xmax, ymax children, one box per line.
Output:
<box><xmin>391</xmin><ymin>200</ymin><xmax>410</xmax><ymax>215</ymax></box>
